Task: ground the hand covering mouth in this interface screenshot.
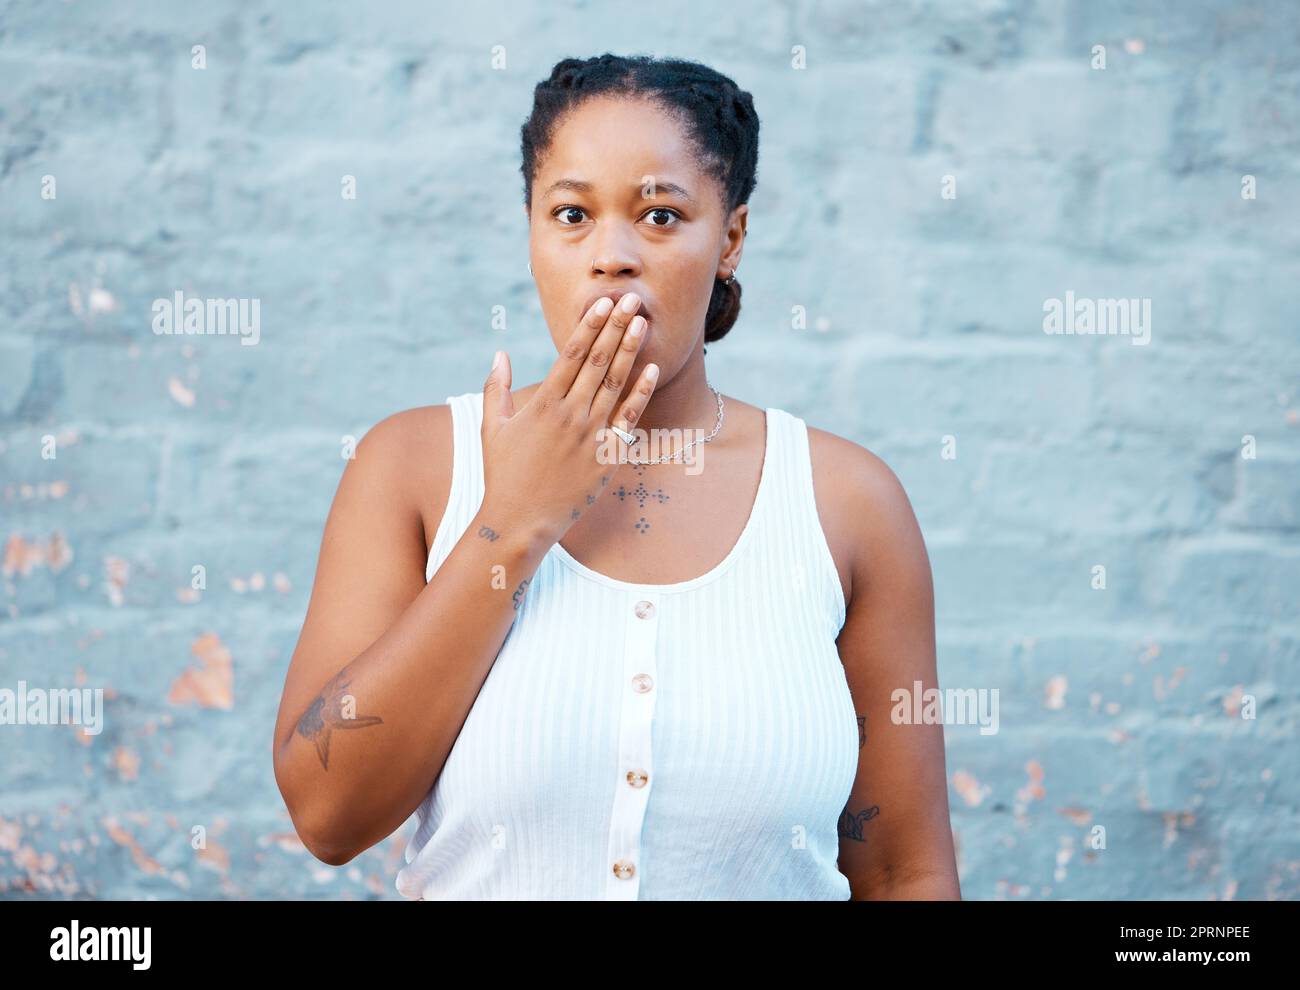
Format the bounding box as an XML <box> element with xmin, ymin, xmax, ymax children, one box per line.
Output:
<box><xmin>583</xmin><ymin>289</ymin><xmax>652</xmax><ymax>327</ymax></box>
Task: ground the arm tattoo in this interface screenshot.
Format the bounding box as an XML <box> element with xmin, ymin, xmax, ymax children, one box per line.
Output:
<box><xmin>476</xmin><ymin>524</ymin><xmax>501</xmax><ymax>542</ymax></box>
<box><xmin>512</xmin><ymin>578</ymin><xmax>530</xmax><ymax>610</ymax></box>
<box><xmin>295</xmin><ymin>663</ymin><xmax>384</xmax><ymax>771</ymax></box>
<box><xmin>839</xmin><ymin>716</ymin><xmax>877</xmax><ymax>839</ymax></box>
<box><xmin>838</xmin><ymin>804</ymin><xmax>880</xmax><ymax>842</ymax></box>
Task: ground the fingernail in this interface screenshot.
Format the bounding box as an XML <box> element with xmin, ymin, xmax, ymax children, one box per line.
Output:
<box><xmin>492</xmin><ymin>350</ymin><xmax>502</xmax><ymax>370</ymax></box>
<box><xmin>646</xmin><ymin>364</ymin><xmax>659</xmax><ymax>380</ymax></box>
<box><xmin>620</xmin><ymin>293</ymin><xmax>640</xmax><ymax>313</ymax></box>
<box><xmin>594</xmin><ymin>298</ymin><xmax>613</xmax><ymax>316</ymax></box>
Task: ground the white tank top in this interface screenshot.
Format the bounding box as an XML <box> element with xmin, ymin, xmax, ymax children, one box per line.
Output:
<box><xmin>395</xmin><ymin>390</ymin><xmax>857</xmax><ymax>900</ymax></box>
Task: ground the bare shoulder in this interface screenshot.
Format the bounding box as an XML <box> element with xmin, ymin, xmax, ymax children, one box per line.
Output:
<box><xmin>354</xmin><ymin>403</ymin><xmax>454</xmax><ymax>555</ymax></box>
<box><xmin>804</xmin><ymin>422</ymin><xmax>928</xmax><ymax>609</ymax></box>
<box><xmin>804</xmin><ymin>424</ymin><xmax>912</xmax><ymax>517</ymax></box>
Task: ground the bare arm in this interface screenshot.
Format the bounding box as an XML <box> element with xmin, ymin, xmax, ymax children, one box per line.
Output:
<box><xmin>271</xmin><ymin>406</ymin><xmax>548</xmax><ymax>866</ymax></box>
<box><xmin>830</xmin><ymin>445</ymin><xmax>961</xmax><ymax>900</ymax></box>
<box><xmin>273</xmin><ymin>295</ymin><xmax>658</xmax><ymax>867</ymax></box>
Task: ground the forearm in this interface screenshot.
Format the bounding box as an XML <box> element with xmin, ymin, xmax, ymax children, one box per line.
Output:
<box><xmin>274</xmin><ymin>505</ymin><xmax>549</xmax><ymax>864</ymax></box>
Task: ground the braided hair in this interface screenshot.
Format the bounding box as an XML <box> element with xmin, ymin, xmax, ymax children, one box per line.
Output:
<box><xmin>519</xmin><ymin>54</ymin><xmax>760</xmax><ymax>349</ymax></box>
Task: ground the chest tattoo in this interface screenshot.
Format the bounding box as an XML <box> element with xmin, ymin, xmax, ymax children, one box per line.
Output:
<box><xmin>613</xmin><ymin>463</ymin><xmax>672</xmax><ymax>533</ymax></box>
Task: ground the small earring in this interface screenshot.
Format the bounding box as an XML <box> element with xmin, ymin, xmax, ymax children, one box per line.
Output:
<box><xmin>528</xmin><ymin>261</ymin><xmax>533</xmax><ymax>275</ymax></box>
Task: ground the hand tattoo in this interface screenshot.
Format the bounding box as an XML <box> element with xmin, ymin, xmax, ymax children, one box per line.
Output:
<box><xmin>571</xmin><ymin>477</ymin><xmax>611</xmax><ymax>522</ymax></box>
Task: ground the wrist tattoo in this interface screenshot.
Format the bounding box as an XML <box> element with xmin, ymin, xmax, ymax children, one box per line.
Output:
<box><xmin>512</xmin><ymin>578</ymin><xmax>531</xmax><ymax>610</ymax></box>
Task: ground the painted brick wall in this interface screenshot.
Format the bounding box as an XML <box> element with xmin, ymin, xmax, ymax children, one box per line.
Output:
<box><xmin>1</xmin><ymin>0</ymin><xmax>1297</xmax><ymax>899</ymax></box>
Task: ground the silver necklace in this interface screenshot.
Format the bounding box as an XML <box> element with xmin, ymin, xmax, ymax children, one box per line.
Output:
<box><xmin>611</xmin><ymin>383</ymin><xmax>725</xmax><ymax>465</ymax></box>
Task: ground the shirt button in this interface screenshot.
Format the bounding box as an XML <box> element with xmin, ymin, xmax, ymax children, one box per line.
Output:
<box><xmin>631</xmin><ymin>673</ymin><xmax>654</xmax><ymax>693</ymax></box>
<box><xmin>634</xmin><ymin>600</ymin><xmax>655</xmax><ymax>619</ymax></box>
<box><xmin>626</xmin><ymin>768</ymin><xmax>648</xmax><ymax>788</ymax></box>
<box><xmin>612</xmin><ymin>859</ymin><xmax>636</xmax><ymax>880</ymax></box>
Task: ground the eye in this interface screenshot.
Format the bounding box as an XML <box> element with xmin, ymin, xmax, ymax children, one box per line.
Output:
<box><xmin>552</xmin><ymin>205</ymin><xmax>588</xmax><ymax>225</ymax></box>
<box><xmin>641</xmin><ymin>207</ymin><xmax>682</xmax><ymax>228</ymax></box>
<box><xmin>550</xmin><ymin>206</ymin><xmax>683</xmax><ymax>228</ymax></box>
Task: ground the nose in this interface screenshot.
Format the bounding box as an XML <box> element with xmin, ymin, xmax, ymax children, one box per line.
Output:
<box><xmin>590</xmin><ymin>239</ymin><xmax>641</xmax><ymax>277</ymax></box>
<box><xmin>590</xmin><ymin>256</ymin><xmax>640</xmax><ymax>277</ymax></box>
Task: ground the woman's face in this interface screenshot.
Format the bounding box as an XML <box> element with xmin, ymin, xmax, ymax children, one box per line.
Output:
<box><xmin>526</xmin><ymin>95</ymin><xmax>746</xmax><ymax>383</ymax></box>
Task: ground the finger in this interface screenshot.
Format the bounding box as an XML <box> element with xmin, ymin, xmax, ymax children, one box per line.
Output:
<box><xmin>606</xmin><ymin>362</ymin><xmax>659</xmax><ymax>448</ymax></box>
<box><xmin>588</xmin><ymin>312</ymin><xmax>647</xmax><ymax>423</ymax></box>
<box><xmin>535</xmin><ymin>297</ymin><xmax>615</xmax><ymax>404</ymax></box>
<box><xmin>567</xmin><ymin>291</ymin><xmax>642</xmax><ymax>407</ymax></box>
<box><xmin>482</xmin><ymin>349</ymin><xmax>514</xmax><ymax>431</ymax></box>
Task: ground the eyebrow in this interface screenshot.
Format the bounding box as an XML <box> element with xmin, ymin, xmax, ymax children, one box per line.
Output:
<box><xmin>542</xmin><ymin>177</ymin><xmax>696</xmax><ymax>205</ymax></box>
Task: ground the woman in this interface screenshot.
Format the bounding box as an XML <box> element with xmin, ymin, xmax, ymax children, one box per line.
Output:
<box><xmin>272</xmin><ymin>54</ymin><xmax>960</xmax><ymax>900</ymax></box>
